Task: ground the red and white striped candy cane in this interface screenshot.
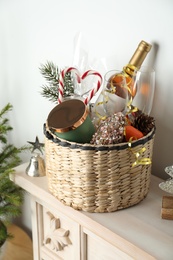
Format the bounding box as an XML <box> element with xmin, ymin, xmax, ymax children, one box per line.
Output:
<box><xmin>58</xmin><ymin>67</ymin><xmax>80</xmax><ymax>104</ymax></box>
<box><xmin>82</xmin><ymin>70</ymin><xmax>102</xmax><ymax>105</ymax></box>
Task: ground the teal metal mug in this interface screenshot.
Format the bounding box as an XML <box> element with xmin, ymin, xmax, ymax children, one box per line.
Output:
<box><xmin>47</xmin><ymin>99</ymin><xmax>95</xmax><ymax>143</ymax></box>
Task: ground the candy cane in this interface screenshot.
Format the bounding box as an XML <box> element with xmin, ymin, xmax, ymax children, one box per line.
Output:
<box><xmin>82</xmin><ymin>70</ymin><xmax>102</xmax><ymax>105</ymax></box>
<box><xmin>58</xmin><ymin>67</ymin><xmax>80</xmax><ymax>104</ymax></box>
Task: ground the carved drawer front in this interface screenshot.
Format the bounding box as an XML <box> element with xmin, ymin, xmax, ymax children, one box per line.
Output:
<box><xmin>40</xmin><ymin>206</ymin><xmax>80</xmax><ymax>260</ymax></box>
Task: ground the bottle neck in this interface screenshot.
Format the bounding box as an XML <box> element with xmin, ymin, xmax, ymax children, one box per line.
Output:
<box><xmin>123</xmin><ymin>41</ymin><xmax>152</xmax><ymax>77</ymax></box>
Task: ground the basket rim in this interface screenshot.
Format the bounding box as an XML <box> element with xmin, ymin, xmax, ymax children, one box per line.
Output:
<box><xmin>44</xmin><ymin>123</ymin><xmax>156</xmax><ymax>151</ymax></box>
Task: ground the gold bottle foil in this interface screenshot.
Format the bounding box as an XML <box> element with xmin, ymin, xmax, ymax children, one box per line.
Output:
<box><xmin>124</xmin><ymin>40</ymin><xmax>152</xmax><ymax>77</ymax></box>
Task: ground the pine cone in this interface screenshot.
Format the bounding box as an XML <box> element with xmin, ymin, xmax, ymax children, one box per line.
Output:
<box><xmin>133</xmin><ymin>113</ymin><xmax>155</xmax><ymax>135</ymax></box>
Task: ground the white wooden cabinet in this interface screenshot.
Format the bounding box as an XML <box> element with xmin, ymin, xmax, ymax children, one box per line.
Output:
<box><xmin>11</xmin><ymin>163</ymin><xmax>173</xmax><ymax>260</ymax></box>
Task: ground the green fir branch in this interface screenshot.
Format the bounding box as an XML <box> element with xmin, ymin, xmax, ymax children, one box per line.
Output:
<box><xmin>0</xmin><ymin>221</ymin><xmax>9</xmax><ymax>245</ymax></box>
<box><xmin>0</xmin><ymin>103</ymin><xmax>25</xmax><ymax>242</ymax></box>
<box><xmin>39</xmin><ymin>61</ymin><xmax>59</xmax><ymax>86</ymax></box>
<box><xmin>41</xmin><ymin>84</ymin><xmax>58</xmax><ymax>103</ymax></box>
<box><xmin>39</xmin><ymin>61</ymin><xmax>74</xmax><ymax>103</ymax></box>
<box><xmin>0</xmin><ymin>145</ymin><xmax>21</xmax><ymax>163</ymax></box>
<box><xmin>0</xmin><ymin>185</ymin><xmax>24</xmax><ymax>207</ymax></box>
<box><xmin>0</xmin><ymin>103</ymin><xmax>13</xmax><ymax>118</ymax></box>
<box><xmin>0</xmin><ymin>118</ymin><xmax>13</xmax><ymax>145</ymax></box>
<box><xmin>0</xmin><ymin>204</ymin><xmax>22</xmax><ymax>221</ymax></box>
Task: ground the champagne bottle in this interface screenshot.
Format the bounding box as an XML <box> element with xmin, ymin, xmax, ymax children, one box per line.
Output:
<box><xmin>108</xmin><ymin>40</ymin><xmax>152</xmax><ymax>98</ymax></box>
<box><xmin>91</xmin><ymin>41</ymin><xmax>152</xmax><ymax>122</ymax></box>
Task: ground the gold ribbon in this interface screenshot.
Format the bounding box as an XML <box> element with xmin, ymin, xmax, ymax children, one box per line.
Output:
<box><xmin>128</xmin><ymin>139</ymin><xmax>151</xmax><ymax>167</ymax></box>
<box><xmin>124</xmin><ymin>74</ymin><xmax>138</xmax><ymax>114</ymax></box>
<box><xmin>123</xmin><ymin>64</ymin><xmax>137</xmax><ymax>78</ymax></box>
<box><xmin>109</xmin><ymin>71</ymin><xmax>138</xmax><ymax>115</ymax></box>
<box><xmin>94</xmin><ymin>95</ymin><xmax>108</xmax><ymax>122</ymax></box>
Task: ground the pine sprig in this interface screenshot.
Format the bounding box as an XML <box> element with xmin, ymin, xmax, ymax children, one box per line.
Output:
<box><xmin>41</xmin><ymin>84</ymin><xmax>59</xmax><ymax>103</ymax></box>
<box><xmin>39</xmin><ymin>61</ymin><xmax>74</xmax><ymax>103</ymax></box>
<box><xmin>0</xmin><ymin>104</ymin><xmax>13</xmax><ymax>144</ymax></box>
<box><xmin>0</xmin><ymin>204</ymin><xmax>22</xmax><ymax>221</ymax></box>
<box><xmin>0</xmin><ymin>103</ymin><xmax>13</xmax><ymax>118</ymax></box>
<box><xmin>40</xmin><ymin>61</ymin><xmax>59</xmax><ymax>86</ymax></box>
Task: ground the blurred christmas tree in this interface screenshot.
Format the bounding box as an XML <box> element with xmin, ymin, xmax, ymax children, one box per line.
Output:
<box><xmin>0</xmin><ymin>103</ymin><xmax>25</xmax><ymax>246</ymax></box>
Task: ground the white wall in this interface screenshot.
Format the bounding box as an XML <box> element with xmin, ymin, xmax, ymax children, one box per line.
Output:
<box><xmin>0</xmin><ymin>0</ymin><xmax>173</xmax><ymax>232</ymax></box>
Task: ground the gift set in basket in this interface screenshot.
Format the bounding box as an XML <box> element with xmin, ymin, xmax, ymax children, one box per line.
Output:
<box><xmin>43</xmin><ymin>40</ymin><xmax>156</xmax><ymax>213</ymax></box>
<box><xmin>44</xmin><ymin>124</ymin><xmax>155</xmax><ymax>213</ymax></box>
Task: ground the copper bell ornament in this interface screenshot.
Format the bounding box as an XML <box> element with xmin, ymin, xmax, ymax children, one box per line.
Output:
<box><xmin>26</xmin><ymin>153</ymin><xmax>45</xmax><ymax>177</ymax></box>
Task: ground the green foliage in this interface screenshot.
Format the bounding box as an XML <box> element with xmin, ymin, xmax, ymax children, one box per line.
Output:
<box><xmin>39</xmin><ymin>61</ymin><xmax>74</xmax><ymax>103</ymax></box>
<box><xmin>0</xmin><ymin>221</ymin><xmax>8</xmax><ymax>247</ymax></box>
<box><xmin>0</xmin><ymin>103</ymin><xmax>24</xmax><ymax>244</ymax></box>
<box><xmin>0</xmin><ymin>104</ymin><xmax>13</xmax><ymax>144</ymax></box>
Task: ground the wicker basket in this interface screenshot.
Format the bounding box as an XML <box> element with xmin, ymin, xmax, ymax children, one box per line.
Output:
<box><xmin>44</xmin><ymin>124</ymin><xmax>155</xmax><ymax>213</ymax></box>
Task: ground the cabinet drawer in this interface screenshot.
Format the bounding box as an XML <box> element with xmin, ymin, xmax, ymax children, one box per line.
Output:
<box><xmin>40</xmin><ymin>205</ymin><xmax>80</xmax><ymax>260</ymax></box>
<box><xmin>83</xmin><ymin>228</ymin><xmax>133</xmax><ymax>260</ymax></box>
